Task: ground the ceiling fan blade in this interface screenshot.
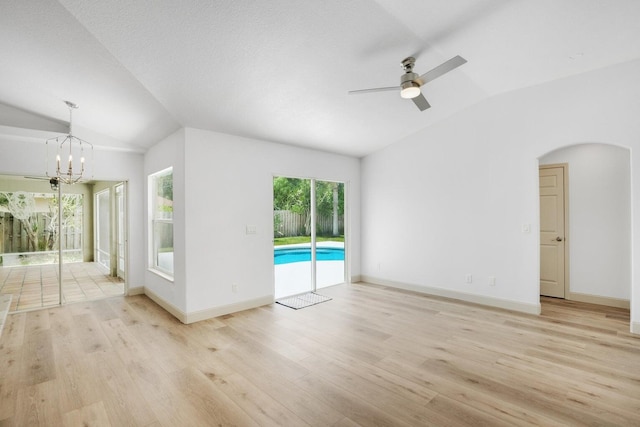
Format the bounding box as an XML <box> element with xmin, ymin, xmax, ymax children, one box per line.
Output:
<box><xmin>348</xmin><ymin>86</ymin><xmax>399</xmax><ymax>95</ymax></box>
<box><xmin>412</xmin><ymin>93</ymin><xmax>431</xmax><ymax>111</ymax></box>
<box><xmin>416</xmin><ymin>55</ymin><xmax>467</xmax><ymax>86</ymax></box>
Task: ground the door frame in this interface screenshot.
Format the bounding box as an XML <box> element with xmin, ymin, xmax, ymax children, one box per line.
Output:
<box><xmin>95</xmin><ymin>187</ymin><xmax>112</xmax><ymax>272</ymax></box>
<box><xmin>539</xmin><ymin>163</ymin><xmax>570</xmax><ymax>298</ymax></box>
<box><xmin>93</xmin><ymin>180</ymin><xmax>129</xmax><ymax>294</ymax></box>
<box><xmin>115</xmin><ymin>182</ymin><xmax>126</xmax><ymax>280</ymax></box>
<box><xmin>272</xmin><ymin>174</ymin><xmax>349</xmax><ymax>298</ymax></box>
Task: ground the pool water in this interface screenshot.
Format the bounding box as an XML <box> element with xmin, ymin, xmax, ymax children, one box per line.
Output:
<box><xmin>274</xmin><ymin>247</ymin><xmax>344</xmax><ymax>265</ymax></box>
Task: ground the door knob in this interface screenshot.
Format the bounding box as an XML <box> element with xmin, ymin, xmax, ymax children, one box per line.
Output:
<box><xmin>554</xmin><ymin>237</ymin><xmax>563</xmax><ymax>242</ymax></box>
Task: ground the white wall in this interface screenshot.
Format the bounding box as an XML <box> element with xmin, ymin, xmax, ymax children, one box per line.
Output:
<box><xmin>540</xmin><ymin>144</ymin><xmax>631</xmax><ymax>300</ymax></box>
<box><xmin>143</xmin><ymin>128</ymin><xmax>186</xmax><ymax>311</ymax></box>
<box><xmin>361</xmin><ymin>58</ymin><xmax>640</xmax><ymax>330</ymax></box>
<box><xmin>0</xmin><ymin>133</ymin><xmax>145</xmax><ymax>288</ymax></box>
<box><xmin>182</xmin><ymin>128</ymin><xmax>360</xmax><ymax>315</ymax></box>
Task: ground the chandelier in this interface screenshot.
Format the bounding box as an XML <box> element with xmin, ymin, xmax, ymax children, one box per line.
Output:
<box><xmin>46</xmin><ymin>101</ymin><xmax>93</xmax><ymax>185</ymax></box>
<box><xmin>44</xmin><ymin>101</ymin><xmax>95</xmax><ymax>306</ymax></box>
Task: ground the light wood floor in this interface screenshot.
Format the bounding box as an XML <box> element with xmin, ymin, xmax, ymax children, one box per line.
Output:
<box><xmin>0</xmin><ymin>283</ymin><xmax>638</xmax><ymax>426</ymax></box>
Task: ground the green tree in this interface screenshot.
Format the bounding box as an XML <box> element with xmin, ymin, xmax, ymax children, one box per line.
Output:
<box><xmin>0</xmin><ymin>191</ymin><xmax>83</xmax><ymax>254</ymax></box>
<box><xmin>315</xmin><ymin>181</ymin><xmax>344</xmax><ymax>236</ymax></box>
<box><xmin>273</xmin><ymin>178</ymin><xmax>344</xmax><ymax>237</ymax></box>
<box><xmin>46</xmin><ymin>194</ymin><xmax>83</xmax><ymax>251</ymax></box>
<box><xmin>157</xmin><ymin>173</ymin><xmax>173</xmax><ymax>201</ymax></box>
<box><xmin>273</xmin><ymin>177</ymin><xmax>311</xmax><ymax>235</ymax></box>
<box><xmin>0</xmin><ymin>191</ymin><xmax>39</xmax><ymax>252</ymax></box>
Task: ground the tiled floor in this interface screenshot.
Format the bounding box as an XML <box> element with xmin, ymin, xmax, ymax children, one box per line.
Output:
<box><xmin>0</xmin><ymin>262</ymin><xmax>124</xmax><ymax>312</ymax></box>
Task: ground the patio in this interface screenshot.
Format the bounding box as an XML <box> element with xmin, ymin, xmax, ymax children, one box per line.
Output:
<box><xmin>0</xmin><ymin>262</ymin><xmax>124</xmax><ymax>312</ymax></box>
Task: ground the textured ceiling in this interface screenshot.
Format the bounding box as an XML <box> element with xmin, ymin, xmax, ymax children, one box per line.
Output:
<box><xmin>1</xmin><ymin>0</ymin><xmax>640</xmax><ymax>156</ymax></box>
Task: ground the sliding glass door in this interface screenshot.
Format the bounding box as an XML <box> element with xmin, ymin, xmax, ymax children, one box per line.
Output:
<box><xmin>0</xmin><ymin>176</ymin><xmax>82</xmax><ymax>310</ymax></box>
<box><xmin>315</xmin><ymin>180</ymin><xmax>345</xmax><ymax>289</ymax></box>
<box><xmin>273</xmin><ymin>177</ymin><xmax>312</xmax><ymax>298</ymax></box>
<box><xmin>273</xmin><ymin>176</ymin><xmax>345</xmax><ymax>299</ymax></box>
<box><xmin>0</xmin><ymin>175</ymin><xmax>127</xmax><ymax>312</ymax></box>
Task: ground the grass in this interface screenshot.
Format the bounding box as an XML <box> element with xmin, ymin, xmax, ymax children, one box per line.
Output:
<box><xmin>273</xmin><ymin>235</ymin><xmax>344</xmax><ymax>246</ymax></box>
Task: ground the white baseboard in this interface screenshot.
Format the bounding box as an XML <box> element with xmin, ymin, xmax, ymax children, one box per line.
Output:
<box><xmin>127</xmin><ymin>286</ymin><xmax>145</xmax><ymax>296</ymax></box>
<box><xmin>184</xmin><ymin>295</ymin><xmax>274</xmax><ymax>324</ymax></box>
<box><xmin>350</xmin><ymin>275</ymin><xmax>362</xmax><ymax>284</ymax></box>
<box><xmin>631</xmin><ymin>321</ymin><xmax>640</xmax><ymax>335</ymax></box>
<box><xmin>566</xmin><ymin>291</ymin><xmax>630</xmax><ymax>309</ymax></box>
<box><xmin>359</xmin><ymin>275</ymin><xmax>541</xmax><ymax>315</ymax></box>
<box><xmin>143</xmin><ymin>287</ymin><xmax>188</xmax><ymax>323</ymax></box>
<box><xmin>142</xmin><ymin>287</ymin><xmax>273</xmax><ymax>324</ymax></box>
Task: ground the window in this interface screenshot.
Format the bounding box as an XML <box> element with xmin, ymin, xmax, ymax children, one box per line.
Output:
<box><xmin>149</xmin><ymin>167</ymin><xmax>173</xmax><ymax>277</ymax></box>
<box><xmin>0</xmin><ymin>190</ymin><xmax>84</xmax><ymax>264</ymax></box>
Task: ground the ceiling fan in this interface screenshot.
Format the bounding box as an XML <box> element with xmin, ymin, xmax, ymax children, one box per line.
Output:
<box><xmin>348</xmin><ymin>55</ymin><xmax>467</xmax><ymax>111</ymax></box>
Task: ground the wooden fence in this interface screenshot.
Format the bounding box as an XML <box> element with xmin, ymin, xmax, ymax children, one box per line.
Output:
<box><xmin>274</xmin><ymin>210</ymin><xmax>344</xmax><ymax>237</ymax></box>
<box><xmin>0</xmin><ymin>212</ymin><xmax>82</xmax><ymax>254</ymax></box>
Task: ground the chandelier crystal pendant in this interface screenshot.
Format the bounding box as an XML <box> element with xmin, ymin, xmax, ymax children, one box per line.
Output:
<box><xmin>46</xmin><ymin>100</ymin><xmax>94</xmax><ymax>185</ymax></box>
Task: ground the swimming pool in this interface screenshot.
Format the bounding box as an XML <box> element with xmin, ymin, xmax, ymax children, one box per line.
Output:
<box><xmin>274</xmin><ymin>246</ymin><xmax>344</xmax><ymax>265</ymax></box>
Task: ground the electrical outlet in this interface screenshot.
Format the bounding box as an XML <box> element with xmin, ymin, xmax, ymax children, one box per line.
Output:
<box><xmin>465</xmin><ymin>274</ymin><xmax>473</xmax><ymax>284</ymax></box>
<box><xmin>488</xmin><ymin>276</ymin><xmax>496</xmax><ymax>286</ymax></box>
<box><xmin>232</xmin><ymin>283</ymin><xmax>238</xmax><ymax>293</ymax></box>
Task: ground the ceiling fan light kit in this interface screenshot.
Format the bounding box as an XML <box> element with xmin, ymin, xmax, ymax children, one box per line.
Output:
<box><xmin>349</xmin><ymin>55</ymin><xmax>467</xmax><ymax>111</ymax></box>
<box><xmin>400</xmin><ymin>82</ymin><xmax>421</xmax><ymax>99</ymax></box>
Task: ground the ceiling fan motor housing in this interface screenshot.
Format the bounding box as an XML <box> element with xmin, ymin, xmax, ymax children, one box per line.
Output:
<box><xmin>401</xmin><ymin>72</ymin><xmax>419</xmax><ymax>85</ymax></box>
<box><xmin>400</xmin><ymin>57</ymin><xmax>420</xmax><ymax>93</ymax></box>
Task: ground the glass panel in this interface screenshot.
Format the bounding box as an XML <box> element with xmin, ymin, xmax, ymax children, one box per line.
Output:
<box><xmin>149</xmin><ymin>168</ymin><xmax>173</xmax><ymax>276</ymax></box>
<box><xmin>0</xmin><ymin>179</ymin><xmax>86</xmax><ymax>311</ymax></box>
<box><xmin>96</xmin><ymin>190</ymin><xmax>110</xmax><ymax>270</ymax></box>
<box><xmin>155</xmin><ymin>172</ymin><xmax>173</xmax><ymax>220</ymax></box>
<box><xmin>154</xmin><ymin>221</ymin><xmax>173</xmax><ymax>274</ymax></box>
<box><xmin>59</xmin><ymin>193</ymin><xmax>84</xmax><ymax>264</ymax></box>
<box><xmin>0</xmin><ymin>188</ymin><xmax>64</xmax><ymax>310</ymax></box>
<box><xmin>315</xmin><ymin>181</ymin><xmax>345</xmax><ymax>289</ymax></box>
<box><xmin>273</xmin><ymin>176</ymin><xmax>312</xmax><ymax>298</ymax></box>
<box><xmin>0</xmin><ymin>191</ymin><xmax>82</xmax><ymax>266</ymax></box>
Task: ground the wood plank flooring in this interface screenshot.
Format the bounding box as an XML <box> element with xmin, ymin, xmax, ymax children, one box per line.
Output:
<box><xmin>0</xmin><ymin>283</ymin><xmax>639</xmax><ymax>426</ymax></box>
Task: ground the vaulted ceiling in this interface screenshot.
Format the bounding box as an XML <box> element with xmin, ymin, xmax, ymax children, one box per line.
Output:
<box><xmin>1</xmin><ymin>0</ymin><xmax>640</xmax><ymax>157</ymax></box>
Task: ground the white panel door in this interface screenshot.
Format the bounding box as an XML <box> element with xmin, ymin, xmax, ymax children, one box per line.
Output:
<box><xmin>540</xmin><ymin>166</ymin><xmax>566</xmax><ymax>298</ymax></box>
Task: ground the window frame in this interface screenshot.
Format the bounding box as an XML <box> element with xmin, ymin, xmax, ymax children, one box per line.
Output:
<box><xmin>148</xmin><ymin>167</ymin><xmax>174</xmax><ymax>280</ymax></box>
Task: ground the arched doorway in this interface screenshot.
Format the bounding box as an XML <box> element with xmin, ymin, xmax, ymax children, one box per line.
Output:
<box><xmin>538</xmin><ymin>143</ymin><xmax>631</xmax><ymax>308</ymax></box>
